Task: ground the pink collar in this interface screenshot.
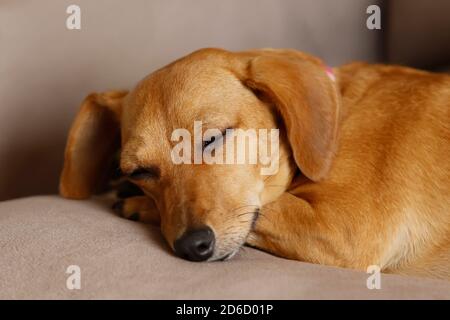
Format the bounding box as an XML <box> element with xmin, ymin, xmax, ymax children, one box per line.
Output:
<box><xmin>325</xmin><ymin>66</ymin><xmax>336</xmax><ymax>82</ymax></box>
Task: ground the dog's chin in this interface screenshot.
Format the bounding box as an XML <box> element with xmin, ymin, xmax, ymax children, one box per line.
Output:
<box><xmin>217</xmin><ymin>249</ymin><xmax>239</xmax><ymax>261</ymax></box>
<box><xmin>208</xmin><ymin>237</ymin><xmax>247</xmax><ymax>262</ymax></box>
<box><xmin>209</xmin><ymin>233</ymin><xmax>252</xmax><ymax>262</ymax></box>
<box><xmin>210</xmin><ymin>249</ymin><xmax>240</xmax><ymax>262</ymax></box>
<box><xmin>209</xmin><ymin>210</ymin><xmax>260</xmax><ymax>262</ymax></box>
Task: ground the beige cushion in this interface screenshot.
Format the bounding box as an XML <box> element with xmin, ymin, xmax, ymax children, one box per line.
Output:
<box><xmin>1</xmin><ymin>195</ymin><xmax>449</xmax><ymax>299</ymax></box>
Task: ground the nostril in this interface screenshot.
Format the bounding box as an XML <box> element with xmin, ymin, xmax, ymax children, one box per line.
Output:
<box><xmin>173</xmin><ymin>227</ymin><xmax>215</xmax><ymax>262</ymax></box>
<box><xmin>197</xmin><ymin>242</ymin><xmax>209</xmax><ymax>252</ymax></box>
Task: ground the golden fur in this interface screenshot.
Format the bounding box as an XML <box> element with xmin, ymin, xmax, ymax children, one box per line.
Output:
<box><xmin>60</xmin><ymin>48</ymin><xmax>450</xmax><ymax>279</ymax></box>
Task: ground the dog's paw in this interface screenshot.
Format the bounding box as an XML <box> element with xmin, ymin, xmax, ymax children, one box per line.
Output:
<box><xmin>112</xmin><ymin>196</ymin><xmax>160</xmax><ymax>225</ymax></box>
<box><xmin>112</xmin><ymin>199</ymin><xmax>140</xmax><ymax>221</ymax></box>
<box><xmin>245</xmin><ymin>231</ymin><xmax>264</xmax><ymax>249</ymax></box>
<box><xmin>116</xmin><ymin>180</ymin><xmax>145</xmax><ymax>199</ymax></box>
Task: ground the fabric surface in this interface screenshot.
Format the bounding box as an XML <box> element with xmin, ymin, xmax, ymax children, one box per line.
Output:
<box><xmin>1</xmin><ymin>196</ymin><xmax>449</xmax><ymax>299</ymax></box>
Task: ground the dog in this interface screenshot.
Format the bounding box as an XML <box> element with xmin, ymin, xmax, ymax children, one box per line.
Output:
<box><xmin>59</xmin><ymin>48</ymin><xmax>450</xmax><ymax>280</ymax></box>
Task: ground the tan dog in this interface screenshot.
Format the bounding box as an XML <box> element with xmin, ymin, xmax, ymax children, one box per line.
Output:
<box><xmin>60</xmin><ymin>48</ymin><xmax>450</xmax><ymax>280</ymax></box>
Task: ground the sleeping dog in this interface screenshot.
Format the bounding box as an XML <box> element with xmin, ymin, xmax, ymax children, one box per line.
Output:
<box><xmin>59</xmin><ymin>48</ymin><xmax>450</xmax><ymax>279</ymax></box>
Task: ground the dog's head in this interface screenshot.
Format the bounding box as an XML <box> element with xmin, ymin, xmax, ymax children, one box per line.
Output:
<box><xmin>60</xmin><ymin>48</ymin><xmax>340</xmax><ymax>261</ymax></box>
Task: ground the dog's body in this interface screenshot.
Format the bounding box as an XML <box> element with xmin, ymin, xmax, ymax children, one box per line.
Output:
<box><xmin>249</xmin><ymin>62</ymin><xmax>450</xmax><ymax>279</ymax></box>
<box><xmin>60</xmin><ymin>49</ymin><xmax>450</xmax><ymax>279</ymax></box>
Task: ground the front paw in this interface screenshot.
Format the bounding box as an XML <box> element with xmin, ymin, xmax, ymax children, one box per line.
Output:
<box><xmin>112</xmin><ymin>196</ymin><xmax>160</xmax><ymax>224</ymax></box>
<box><xmin>245</xmin><ymin>231</ymin><xmax>264</xmax><ymax>249</ymax></box>
<box><xmin>112</xmin><ymin>199</ymin><xmax>140</xmax><ymax>221</ymax></box>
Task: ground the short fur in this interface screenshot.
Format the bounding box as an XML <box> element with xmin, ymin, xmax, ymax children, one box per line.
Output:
<box><xmin>60</xmin><ymin>48</ymin><xmax>450</xmax><ymax>279</ymax></box>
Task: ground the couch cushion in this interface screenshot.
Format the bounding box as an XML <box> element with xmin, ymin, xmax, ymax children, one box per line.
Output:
<box><xmin>1</xmin><ymin>196</ymin><xmax>449</xmax><ymax>299</ymax></box>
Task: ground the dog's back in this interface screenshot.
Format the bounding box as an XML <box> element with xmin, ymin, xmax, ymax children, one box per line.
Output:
<box><xmin>330</xmin><ymin>63</ymin><xmax>450</xmax><ymax>278</ymax></box>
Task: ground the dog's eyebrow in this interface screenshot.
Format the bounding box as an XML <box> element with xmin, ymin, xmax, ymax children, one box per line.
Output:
<box><xmin>127</xmin><ymin>166</ymin><xmax>161</xmax><ymax>180</ymax></box>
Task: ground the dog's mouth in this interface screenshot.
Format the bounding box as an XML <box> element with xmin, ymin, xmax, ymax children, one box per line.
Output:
<box><xmin>218</xmin><ymin>250</ymin><xmax>238</xmax><ymax>261</ymax></box>
<box><xmin>212</xmin><ymin>209</ymin><xmax>260</xmax><ymax>262</ymax></box>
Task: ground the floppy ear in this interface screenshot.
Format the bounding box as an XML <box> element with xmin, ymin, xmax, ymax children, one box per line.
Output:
<box><xmin>60</xmin><ymin>90</ymin><xmax>128</xmax><ymax>199</ymax></box>
<box><xmin>241</xmin><ymin>51</ymin><xmax>340</xmax><ymax>181</ymax></box>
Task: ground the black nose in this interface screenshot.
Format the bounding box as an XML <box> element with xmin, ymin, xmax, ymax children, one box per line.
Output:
<box><xmin>174</xmin><ymin>227</ymin><xmax>215</xmax><ymax>261</ymax></box>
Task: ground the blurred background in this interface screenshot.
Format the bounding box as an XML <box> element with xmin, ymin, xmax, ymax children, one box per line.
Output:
<box><xmin>0</xmin><ymin>0</ymin><xmax>449</xmax><ymax>200</ymax></box>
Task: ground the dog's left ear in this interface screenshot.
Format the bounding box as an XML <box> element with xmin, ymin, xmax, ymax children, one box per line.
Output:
<box><xmin>60</xmin><ymin>90</ymin><xmax>128</xmax><ymax>199</ymax></box>
<box><xmin>238</xmin><ymin>51</ymin><xmax>340</xmax><ymax>181</ymax></box>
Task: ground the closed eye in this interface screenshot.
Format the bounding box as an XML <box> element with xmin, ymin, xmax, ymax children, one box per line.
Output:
<box><xmin>202</xmin><ymin>127</ymin><xmax>232</xmax><ymax>151</ymax></box>
<box><xmin>128</xmin><ymin>166</ymin><xmax>160</xmax><ymax>180</ymax></box>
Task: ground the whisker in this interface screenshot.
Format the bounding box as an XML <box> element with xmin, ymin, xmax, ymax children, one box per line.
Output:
<box><xmin>235</xmin><ymin>211</ymin><xmax>258</xmax><ymax>218</ymax></box>
<box><xmin>231</xmin><ymin>204</ymin><xmax>260</xmax><ymax>213</ymax></box>
<box><xmin>233</xmin><ymin>208</ymin><xmax>274</xmax><ymax>225</ymax></box>
<box><xmin>264</xmin><ymin>184</ymin><xmax>287</xmax><ymax>188</ymax></box>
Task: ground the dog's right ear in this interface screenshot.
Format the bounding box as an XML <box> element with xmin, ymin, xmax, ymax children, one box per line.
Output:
<box><xmin>60</xmin><ymin>90</ymin><xmax>128</xmax><ymax>199</ymax></box>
